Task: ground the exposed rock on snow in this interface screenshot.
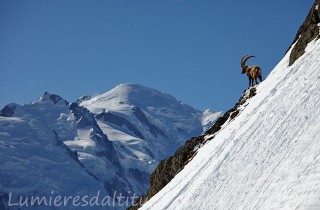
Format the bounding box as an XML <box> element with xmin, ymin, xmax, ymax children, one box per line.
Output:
<box><xmin>138</xmin><ymin>36</ymin><xmax>320</xmax><ymax>210</ymax></box>
<box><xmin>288</xmin><ymin>0</ymin><xmax>320</xmax><ymax>65</ymax></box>
<box><xmin>128</xmin><ymin>86</ymin><xmax>258</xmax><ymax>210</ymax></box>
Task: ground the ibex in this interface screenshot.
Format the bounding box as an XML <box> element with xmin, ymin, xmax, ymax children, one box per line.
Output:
<box><xmin>241</xmin><ymin>54</ymin><xmax>262</xmax><ymax>87</ymax></box>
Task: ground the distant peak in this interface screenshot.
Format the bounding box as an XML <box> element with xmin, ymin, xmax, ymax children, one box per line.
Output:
<box><xmin>78</xmin><ymin>83</ymin><xmax>201</xmax><ymax>116</ymax></box>
<box><xmin>0</xmin><ymin>103</ymin><xmax>17</xmax><ymax>117</ymax></box>
<box><xmin>35</xmin><ymin>92</ymin><xmax>69</xmax><ymax>106</ymax></box>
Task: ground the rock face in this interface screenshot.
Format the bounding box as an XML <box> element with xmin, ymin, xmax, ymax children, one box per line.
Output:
<box><xmin>288</xmin><ymin>0</ymin><xmax>320</xmax><ymax>65</ymax></box>
<box><xmin>69</xmin><ymin>102</ymin><xmax>122</xmax><ymax>170</ymax></box>
<box><xmin>128</xmin><ymin>88</ymin><xmax>256</xmax><ymax>210</ymax></box>
<box><xmin>0</xmin><ymin>104</ymin><xmax>16</xmax><ymax>117</ymax></box>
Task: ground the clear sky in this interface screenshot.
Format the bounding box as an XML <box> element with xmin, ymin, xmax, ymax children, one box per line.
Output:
<box><xmin>0</xmin><ymin>0</ymin><xmax>314</xmax><ymax>112</ymax></box>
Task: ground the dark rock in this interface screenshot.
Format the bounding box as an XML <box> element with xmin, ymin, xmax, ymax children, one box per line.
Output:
<box><xmin>288</xmin><ymin>0</ymin><xmax>320</xmax><ymax>65</ymax></box>
<box><xmin>52</xmin><ymin>130</ymin><xmax>103</xmax><ymax>182</ymax></box>
<box><xmin>0</xmin><ymin>104</ymin><xmax>16</xmax><ymax>117</ymax></box>
<box><xmin>127</xmin><ymin>88</ymin><xmax>256</xmax><ymax>210</ymax></box>
<box><xmin>76</xmin><ymin>95</ymin><xmax>92</xmax><ymax>104</ymax></box>
<box><xmin>69</xmin><ymin>103</ymin><xmax>121</xmax><ymax>167</ymax></box>
<box><xmin>69</xmin><ymin>103</ymin><xmax>98</xmax><ymax>129</ymax></box>
<box><xmin>127</xmin><ymin>3</ymin><xmax>319</xmax><ymax>208</ymax></box>
<box><xmin>43</xmin><ymin>92</ymin><xmax>69</xmax><ymax>105</ymax></box>
<box><xmin>230</xmin><ymin>110</ymin><xmax>240</xmax><ymax>119</ymax></box>
<box><xmin>91</xmin><ymin>131</ymin><xmax>120</xmax><ymax>166</ymax></box>
<box><xmin>53</xmin><ymin>130</ymin><xmax>83</xmax><ymax>166</ymax></box>
<box><xmin>249</xmin><ymin>88</ymin><xmax>257</xmax><ymax>98</ymax></box>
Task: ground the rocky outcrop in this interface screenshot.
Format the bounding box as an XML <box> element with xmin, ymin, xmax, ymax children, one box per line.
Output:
<box><xmin>46</xmin><ymin>92</ymin><xmax>69</xmax><ymax>105</ymax></box>
<box><xmin>0</xmin><ymin>104</ymin><xmax>16</xmax><ymax>117</ymax></box>
<box><xmin>288</xmin><ymin>0</ymin><xmax>320</xmax><ymax>65</ymax></box>
<box><xmin>69</xmin><ymin>102</ymin><xmax>120</xmax><ymax>166</ymax></box>
<box><xmin>53</xmin><ymin>130</ymin><xmax>81</xmax><ymax>164</ymax></box>
<box><xmin>69</xmin><ymin>102</ymin><xmax>99</xmax><ymax>129</ymax></box>
<box><xmin>76</xmin><ymin>95</ymin><xmax>92</xmax><ymax>104</ymax></box>
<box><xmin>128</xmin><ymin>88</ymin><xmax>257</xmax><ymax>210</ymax></box>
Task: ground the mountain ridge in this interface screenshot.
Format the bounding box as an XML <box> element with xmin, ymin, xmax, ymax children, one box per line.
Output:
<box><xmin>0</xmin><ymin>83</ymin><xmax>222</xmax><ymax>209</ymax></box>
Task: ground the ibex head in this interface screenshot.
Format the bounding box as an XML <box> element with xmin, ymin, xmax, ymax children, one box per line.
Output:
<box><xmin>240</xmin><ymin>54</ymin><xmax>255</xmax><ymax>74</ymax></box>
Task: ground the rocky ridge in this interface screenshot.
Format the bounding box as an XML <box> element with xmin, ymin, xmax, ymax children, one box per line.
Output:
<box><xmin>288</xmin><ymin>0</ymin><xmax>320</xmax><ymax>65</ymax></box>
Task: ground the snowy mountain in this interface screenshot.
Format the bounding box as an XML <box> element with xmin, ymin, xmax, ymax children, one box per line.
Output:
<box><xmin>135</xmin><ymin>2</ymin><xmax>320</xmax><ymax>209</ymax></box>
<box><xmin>79</xmin><ymin>84</ymin><xmax>221</xmax><ymax>186</ymax></box>
<box><xmin>0</xmin><ymin>84</ymin><xmax>221</xmax><ymax>209</ymax></box>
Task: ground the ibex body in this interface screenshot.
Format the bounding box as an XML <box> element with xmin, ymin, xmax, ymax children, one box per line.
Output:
<box><xmin>241</xmin><ymin>54</ymin><xmax>262</xmax><ymax>87</ymax></box>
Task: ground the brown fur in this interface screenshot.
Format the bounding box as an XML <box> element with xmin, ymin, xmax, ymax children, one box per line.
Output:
<box><xmin>241</xmin><ymin>55</ymin><xmax>262</xmax><ymax>87</ymax></box>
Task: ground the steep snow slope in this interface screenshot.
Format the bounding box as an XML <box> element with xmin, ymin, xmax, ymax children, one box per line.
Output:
<box><xmin>140</xmin><ymin>39</ymin><xmax>320</xmax><ymax>209</ymax></box>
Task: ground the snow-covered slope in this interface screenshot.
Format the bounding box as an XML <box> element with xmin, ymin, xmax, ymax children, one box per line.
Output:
<box><xmin>139</xmin><ymin>39</ymin><xmax>320</xmax><ymax>209</ymax></box>
<box><xmin>0</xmin><ymin>84</ymin><xmax>221</xmax><ymax>209</ymax></box>
<box><xmin>0</xmin><ymin>96</ymin><xmax>111</xmax><ymax>210</ymax></box>
<box><xmin>79</xmin><ymin>83</ymin><xmax>222</xmax><ymax>193</ymax></box>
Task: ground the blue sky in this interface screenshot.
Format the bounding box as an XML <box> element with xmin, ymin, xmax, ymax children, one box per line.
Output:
<box><xmin>0</xmin><ymin>0</ymin><xmax>314</xmax><ymax>111</ymax></box>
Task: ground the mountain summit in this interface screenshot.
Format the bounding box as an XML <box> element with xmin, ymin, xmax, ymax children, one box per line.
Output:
<box><xmin>0</xmin><ymin>84</ymin><xmax>221</xmax><ymax>209</ymax></box>
<box><xmin>79</xmin><ymin>83</ymin><xmax>222</xmax><ymax>192</ymax></box>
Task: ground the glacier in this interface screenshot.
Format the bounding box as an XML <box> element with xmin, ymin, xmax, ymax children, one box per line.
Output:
<box><xmin>0</xmin><ymin>84</ymin><xmax>221</xmax><ymax>209</ymax></box>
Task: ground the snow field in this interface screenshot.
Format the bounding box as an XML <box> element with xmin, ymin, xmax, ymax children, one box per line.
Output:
<box><xmin>140</xmin><ymin>39</ymin><xmax>320</xmax><ymax>210</ymax></box>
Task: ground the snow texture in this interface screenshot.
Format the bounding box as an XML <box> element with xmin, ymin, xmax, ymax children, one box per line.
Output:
<box><xmin>0</xmin><ymin>83</ymin><xmax>221</xmax><ymax>209</ymax></box>
<box><xmin>80</xmin><ymin>83</ymin><xmax>222</xmax><ymax>192</ymax></box>
<box><xmin>140</xmin><ymin>39</ymin><xmax>320</xmax><ymax>209</ymax></box>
